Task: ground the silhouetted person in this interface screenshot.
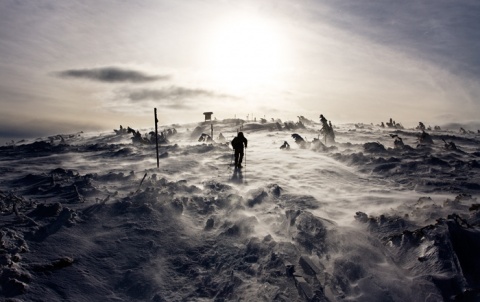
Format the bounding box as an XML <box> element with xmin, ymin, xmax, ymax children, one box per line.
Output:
<box><xmin>231</xmin><ymin>132</ymin><xmax>248</xmax><ymax>168</ymax></box>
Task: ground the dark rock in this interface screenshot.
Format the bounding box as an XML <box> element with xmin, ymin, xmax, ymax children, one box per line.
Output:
<box><xmin>299</xmin><ymin>256</ymin><xmax>323</xmax><ymax>276</ymax></box>
<box><xmin>3</xmin><ymin>278</ymin><xmax>28</xmax><ymax>297</ymax></box>
<box><xmin>363</xmin><ymin>142</ymin><xmax>386</xmax><ymax>153</ymax></box>
<box><xmin>205</xmin><ymin>217</ymin><xmax>214</xmax><ymax>230</ymax></box>
<box><xmin>247</xmin><ymin>191</ymin><xmax>268</xmax><ymax>207</ymax></box>
<box><xmin>28</xmin><ymin>202</ymin><xmax>63</xmax><ymax>217</ymax></box>
<box><xmin>294</xmin><ymin>275</ymin><xmax>314</xmax><ymax>300</ymax></box>
<box><xmin>31</xmin><ymin>257</ymin><xmax>74</xmax><ymax>272</ymax></box>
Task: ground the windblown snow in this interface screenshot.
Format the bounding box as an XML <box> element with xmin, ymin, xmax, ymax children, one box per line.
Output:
<box><xmin>1</xmin><ymin>118</ymin><xmax>479</xmax><ymax>301</ymax></box>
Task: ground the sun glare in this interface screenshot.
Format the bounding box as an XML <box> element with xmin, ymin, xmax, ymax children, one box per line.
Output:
<box><xmin>205</xmin><ymin>14</ymin><xmax>287</xmax><ymax>93</ymax></box>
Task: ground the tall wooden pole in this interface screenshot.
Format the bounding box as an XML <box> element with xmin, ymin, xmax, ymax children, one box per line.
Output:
<box><xmin>154</xmin><ymin>108</ymin><xmax>159</xmax><ymax>168</ymax></box>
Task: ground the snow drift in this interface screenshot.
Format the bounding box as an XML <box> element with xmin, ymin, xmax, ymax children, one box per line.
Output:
<box><xmin>1</xmin><ymin>119</ymin><xmax>479</xmax><ymax>301</ymax></box>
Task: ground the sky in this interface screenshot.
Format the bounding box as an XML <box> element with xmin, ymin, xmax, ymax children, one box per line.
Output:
<box><xmin>1</xmin><ymin>0</ymin><xmax>480</xmax><ymax>143</ymax></box>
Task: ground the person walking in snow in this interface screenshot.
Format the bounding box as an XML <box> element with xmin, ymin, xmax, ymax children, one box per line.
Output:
<box><xmin>231</xmin><ymin>132</ymin><xmax>248</xmax><ymax>168</ymax></box>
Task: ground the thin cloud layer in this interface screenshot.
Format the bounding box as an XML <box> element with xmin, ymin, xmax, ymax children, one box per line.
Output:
<box><xmin>127</xmin><ymin>87</ymin><xmax>234</xmax><ymax>102</ymax></box>
<box><xmin>311</xmin><ymin>0</ymin><xmax>480</xmax><ymax>78</ymax></box>
<box><xmin>56</xmin><ymin>67</ymin><xmax>169</xmax><ymax>83</ymax></box>
<box><xmin>109</xmin><ymin>86</ymin><xmax>237</xmax><ymax>110</ymax></box>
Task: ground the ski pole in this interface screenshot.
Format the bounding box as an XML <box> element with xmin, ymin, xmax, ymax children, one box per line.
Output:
<box><xmin>244</xmin><ymin>147</ymin><xmax>247</xmax><ymax>182</ymax></box>
<box><xmin>229</xmin><ymin>148</ymin><xmax>234</xmax><ymax>169</ymax></box>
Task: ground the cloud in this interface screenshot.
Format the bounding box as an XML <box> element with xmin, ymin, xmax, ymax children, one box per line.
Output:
<box><xmin>127</xmin><ymin>86</ymin><xmax>234</xmax><ymax>102</ymax></box>
<box><xmin>0</xmin><ymin>112</ymin><xmax>102</xmax><ymax>144</ymax></box>
<box><xmin>55</xmin><ymin>67</ymin><xmax>169</xmax><ymax>83</ymax></box>
<box><xmin>103</xmin><ymin>86</ymin><xmax>238</xmax><ymax>112</ymax></box>
<box><xmin>311</xmin><ymin>0</ymin><xmax>480</xmax><ymax>78</ymax></box>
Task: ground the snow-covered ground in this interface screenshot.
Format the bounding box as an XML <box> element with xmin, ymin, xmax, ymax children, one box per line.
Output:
<box><xmin>1</xmin><ymin>118</ymin><xmax>479</xmax><ymax>301</ymax></box>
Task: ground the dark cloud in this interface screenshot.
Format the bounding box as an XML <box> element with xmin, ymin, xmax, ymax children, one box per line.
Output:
<box><xmin>55</xmin><ymin>67</ymin><xmax>169</xmax><ymax>83</ymax></box>
<box><xmin>127</xmin><ymin>86</ymin><xmax>232</xmax><ymax>102</ymax></box>
<box><xmin>116</xmin><ymin>86</ymin><xmax>237</xmax><ymax>110</ymax></box>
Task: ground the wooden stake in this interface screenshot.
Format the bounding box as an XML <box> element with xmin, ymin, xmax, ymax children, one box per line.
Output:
<box><xmin>154</xmin><ymin>108</ymin><xmax>159</xmax><ymax>168</ymax></box>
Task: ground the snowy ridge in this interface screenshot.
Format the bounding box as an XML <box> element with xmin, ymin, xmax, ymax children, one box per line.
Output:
<box><xmin>1</xmin><ymin>119</ymin><xmax>480</xmax><ymax>301</ymax></box>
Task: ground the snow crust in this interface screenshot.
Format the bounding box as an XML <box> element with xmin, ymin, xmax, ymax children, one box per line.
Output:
<box><xmin>1</xmin><ymin>119</ymin><xmax>480</xmax><ymax>301</ymax></box>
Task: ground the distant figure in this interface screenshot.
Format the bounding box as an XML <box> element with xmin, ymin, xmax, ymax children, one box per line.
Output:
<box><xmin>231</xmin><ymin>132</ymin><xmax>248</xmax><ymax>168</ymax></box>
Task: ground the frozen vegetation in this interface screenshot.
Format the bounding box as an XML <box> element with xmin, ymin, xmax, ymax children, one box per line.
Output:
<box><xmin>1</xmin><ymin>118</ymin><xmax>480</xmax><ymax>301</ymax></box>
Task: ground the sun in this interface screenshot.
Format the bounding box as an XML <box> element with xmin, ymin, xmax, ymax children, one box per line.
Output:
<box><xmin>204</xmin><ymin>14</ymin><xmax>287</xmax><ymax>93</ymax></box>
